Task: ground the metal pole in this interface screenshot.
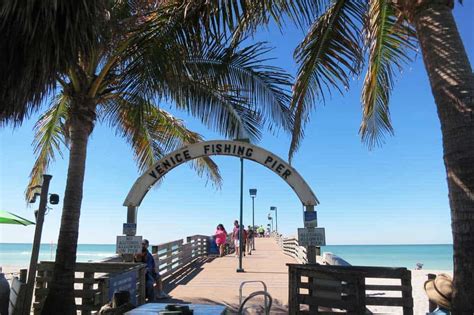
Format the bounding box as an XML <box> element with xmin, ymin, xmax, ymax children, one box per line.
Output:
<box><xmin>237</xmin><ymin>157</ymin><xmax>244</xmax><ymax>272</ymax></box>
<box><xmin>275</xmin><ymin>208</ymin><xmax>278</xmax><ymax>234</ymax></box>
<box><xmin>25</xmin><ymin>174</ymin><xmax>52</xmax><ymax>314</ymax></box>
<box><xmin>252</xmin><ymin>196</ymin><xmax>255</xmax><ymax>250</ymax></box>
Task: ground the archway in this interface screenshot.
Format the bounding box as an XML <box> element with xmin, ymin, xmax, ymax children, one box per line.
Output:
<box><xmin>123</xmin><ymin>140</ymin><xmax>323</xmax><ymax>262</ymax></box>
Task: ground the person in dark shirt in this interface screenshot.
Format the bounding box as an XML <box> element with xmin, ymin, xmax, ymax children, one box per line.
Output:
<box><xmin>137</xmin><ymin>239</ymin><xmax>170</xmax><ymax>301</ymax></box>
<box><xmin>246</xmin><ymin>225</ymin><xmax>254</xmax><ymax>255</ymax></box>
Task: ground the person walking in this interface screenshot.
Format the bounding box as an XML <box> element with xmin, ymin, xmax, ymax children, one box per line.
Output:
<box><xmin>247</xmin><ymin>225</ymin><xmax>254</xmax><ymax>255</ymax></box>
<box><xmin>258</xmin><ymin>225</ymin><xmax>265</xmax><ymax>238</ymax></box>
<box><xmin>215</xmin><ymin>224</ymin><xmax>227</xmax><ymax>257</ymax></box>
<box><xmin>232</xmin><ymin>220</ymin><xmax>241</xmax><ymax>257</ymax></box>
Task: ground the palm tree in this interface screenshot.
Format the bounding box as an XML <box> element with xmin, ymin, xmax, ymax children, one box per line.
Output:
<box><xmin>287</xmin><ymin>0</ymin><xmax>473</xmax><ymax>312</ymax></box>
<box><xmin>0</xmin><ymin>0</ymin><xmax>105</xmax><ymax>124</ymax></box>
<box><xmin>27</xmin><ymin>2</ymin><xmax>293</xmax><ymax>313</ymax></box>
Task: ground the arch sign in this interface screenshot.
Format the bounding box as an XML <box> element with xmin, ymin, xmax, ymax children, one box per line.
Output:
<box><xmin>122</xmin><ymin>140</ymin><xmax>323</xmax><ymax>263</ymax></box>
<box><xmin>123</xmin><ymin>140</ymin><xmax>319</xmax><ymax>208</ymax></box>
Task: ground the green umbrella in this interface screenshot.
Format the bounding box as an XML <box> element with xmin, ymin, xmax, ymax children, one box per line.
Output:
<box><xmin>0</xmin><ymin>210</ymin><xmax>35</xmax><ymax>226</ymax></box>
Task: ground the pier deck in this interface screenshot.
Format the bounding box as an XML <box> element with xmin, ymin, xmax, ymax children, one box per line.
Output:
<box><xmin>162</xmin><ymin>238</ymin><xmax>295</xmax><ymax>313</ymax></box>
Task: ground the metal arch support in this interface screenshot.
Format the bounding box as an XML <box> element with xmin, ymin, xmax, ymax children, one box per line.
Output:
<box><xmin>123</xmin><ymin>141</ymin><xmax>319</xmax><ymax>213</ymax></box>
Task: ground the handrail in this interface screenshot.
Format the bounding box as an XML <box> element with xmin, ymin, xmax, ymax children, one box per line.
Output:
<box><xmin>273</xmin><ymin>233</ymin><xmax>308</xmax><ymax>264</ymax></box>
<box><xmin>152</xmin><ymin>234</ymin><xmax>209</xmax><ymax>279</ymax></box>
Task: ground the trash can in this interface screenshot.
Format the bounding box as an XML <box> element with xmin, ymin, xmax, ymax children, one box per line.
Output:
<box><xmin>208</xmin><ymin>236</ymin><xmax>219</xmax><ymax>255</ymax></box>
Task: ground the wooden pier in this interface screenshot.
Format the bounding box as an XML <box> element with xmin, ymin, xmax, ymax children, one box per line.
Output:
<box><xmin>162</xmin><ymin>237</ymin><xmax>295</xmax><ymax>313</ymax></box>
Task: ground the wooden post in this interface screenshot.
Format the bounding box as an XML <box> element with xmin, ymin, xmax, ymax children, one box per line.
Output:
<box><xmin>288</xmin><ymin>265</ymin><xmax>299</xmax><ymax>315</ymax></box>
<box><xmin>82</xmin><ymin>272</ymin><xmax>94</xmax><ymax>315</ymax></box>
<box><xmin>127</xmin><ymin>206</ymin><xmax>137</xmax><ymax>227</ymax></box>
<box><xmin>402</xmin><ymin>271</ymin><xmax>414</xmax><ymax>315</ymax></box>
<box><xmin>24</xmin><ymin>174</ymin><xmax>52</xmax><ymax>315</ymax></box>
<box><xmin>427</xmin><ymin>273</ymin><xmax>437</xmax><ymax>312</ymax></box>
<box><xmin>304</xmin><ymin>205</ymin><xmax>317</xmax><ymax>264</ymax></box>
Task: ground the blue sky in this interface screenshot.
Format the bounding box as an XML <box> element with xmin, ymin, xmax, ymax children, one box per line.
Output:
<box><xmin>1</xmin><ymin>4</ymin><xmax>473</xmax><ymax>246</ymax></box>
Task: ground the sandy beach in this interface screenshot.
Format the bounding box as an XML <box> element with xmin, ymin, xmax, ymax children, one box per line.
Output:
<box><xmin>2</xmin><ymin>263</ymin><xmax>451</xmax><ymax>314</ymax></box>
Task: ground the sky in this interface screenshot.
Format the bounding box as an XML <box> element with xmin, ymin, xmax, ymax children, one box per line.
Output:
<box><xmin>1</xmin><ymin>3</ymin><xmax>473</xmax><ymax>246</ymax></box>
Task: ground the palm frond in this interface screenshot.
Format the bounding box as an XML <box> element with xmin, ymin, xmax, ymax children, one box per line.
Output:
<box><xmin>102</xmin><ymin>96</ymin><xmax>222</xmax><ymax>187</ymax></box>
<box><xmin>289</xmin><ymin>0</ymin><xmax>366</xmax><ymax>161</ymax></box>
<box><xmin>118</xmin><ymin>34</ymin><xmax>293</xmax><ymax>142</ymax></box>
<box><xmin>135</xmin><ymin>0</ymin><xmax>326</xmax><ymax>47</ymax></box>
<box><xmin>360</xmin><ymin>0</ymin><xmax>415</xmax><ymax>148</ymax></box>
<box><xmin>26</xmin><ymin>94</ymin><xmax>69</xmax><ymax>201</ymax></box>
<box><xmin>185</xmin><ymin>40</ymin><xmax>294</xmax><ymax>133</ymax></box>
<box><xmin>0</xmin><ymin>0</ymin><xmax>104</xmax><ymax>125</ymax></box>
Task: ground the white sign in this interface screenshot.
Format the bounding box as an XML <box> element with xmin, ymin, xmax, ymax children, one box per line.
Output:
<box><xmin>123</xmin><ymin>223</ymin><xmax>137</xmax><ymax>235</ymax></box>
<box><xmin>298</xmin><ymin>228</ymin><xmax>326</xmax><ymax>246</ymax></box>
<box><xmin>116</xmin><ymin>236</ymin><xmax>142</xmax><ymax>254</ymax></box>
<box><xmin>304</xmin><ymin>211</ymin><xmax>317</xmax><ymax>228</ymax></box>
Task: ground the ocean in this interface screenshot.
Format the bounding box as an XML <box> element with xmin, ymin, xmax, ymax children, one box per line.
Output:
<box><xmin>0</xmin><ymin>243</ymin><xmax>453</xmax><ymax>270</ymax></box>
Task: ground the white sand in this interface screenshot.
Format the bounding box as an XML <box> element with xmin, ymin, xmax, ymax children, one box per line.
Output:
<box><xmin>367</xmin><ymin>270</ymin><xmax>452</xmax><ymax>315</ymax></box>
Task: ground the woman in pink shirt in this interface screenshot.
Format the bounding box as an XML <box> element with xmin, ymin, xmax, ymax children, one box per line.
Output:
<box><xmin>215</xmin><ymin>224</ymin><xmax>227</xmax><ymax>257</ymax></box>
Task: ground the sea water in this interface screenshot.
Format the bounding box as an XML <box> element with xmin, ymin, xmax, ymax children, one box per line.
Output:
<box><xmin>0</xmin><ymin>243</ymin><xmax>116</xmax><ymax>267</ymax></box>
<box><xmin>0</xmin><ymin>243</ymin><xmax>453</xmax><ymax>270</ymax></box>
<box><xmin>322</xmin><ymin>244</ymin><xmax>453</xmax><ymax>270</ymax></box>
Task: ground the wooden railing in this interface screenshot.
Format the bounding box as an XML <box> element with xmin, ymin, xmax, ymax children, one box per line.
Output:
<box><xmin>32</xmin><ymin>234</ymin><xmax>210</xmax><ymax>314</ymax></box>
<box><xmin>274</xmin><ymin>233</ymin><xmax>308</xmax><ymax>264</ymax></box>
<box><xmin>288</xmin><ymin>264</ymin><xmax>413</xmax><ymax>314</ymax></box>
<box><xmin>151</xmin><ymin>234</ymin><xmax>209</xmax><ymax>280</ymax></box>
<box><xmin>33</xmin><ymin>262</ymin><xmax>146</xmax><ymax>315</ymax></box>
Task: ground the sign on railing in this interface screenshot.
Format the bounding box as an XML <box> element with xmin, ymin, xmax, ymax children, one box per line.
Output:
<box><xmin>116</xmin><ymin>235</ymin><xmax>142</xmax><ymax>254</ymax></box>
<box><xmin>297</xmin><ymin>228</ymin><xmax>326</xmax><ymax>246</ymax></box>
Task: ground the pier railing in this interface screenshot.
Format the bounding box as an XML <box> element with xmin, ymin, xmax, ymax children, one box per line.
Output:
<box><xmin>288</xmin><ymin>264</ymin><xmax>413</xmax><ymax>314</ymax></box>
<box><xmin>274</xmin><ymin>233</ymin><xmax>308</xmax><ymax>264</ymax></box>
<box><xmin>33</xmin><ymin>261</ymin><xmax>146</xmax><ymax>315</ymax></box>
<box><xmin>32</xmin><ymin>234</ymin><xmax>210</xmax><ymax>314</ymax></box>
<box><xmin>151</xmin><ymin>234</ymin><xmax>209</xmax><ymax>279</ymax></box>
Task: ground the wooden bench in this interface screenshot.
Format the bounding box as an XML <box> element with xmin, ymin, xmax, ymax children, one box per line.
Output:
<box><xmin>288</xmin><ymin>264</ymin><xmax>413</xmax><ymax>315</ymax></box>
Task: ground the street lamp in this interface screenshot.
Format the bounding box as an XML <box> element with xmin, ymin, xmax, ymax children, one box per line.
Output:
<box><xmin>249</xmin><ymin>189</ymin><xmax>257</xmax><ymax>250</ymax></box>
<box><xmin>268</xmin><ymin>213</ymin><xmax>273</xmax><ymax>233</ymax></box>
<box><xmin>235</xmin><ymin>138</ymin><xmax>249</xmax><ymax>273</ymax></box>
<box><xmin>270</xmin><ymin>206</ymin><xmax>278</xmax><ymax>234</ymax></box>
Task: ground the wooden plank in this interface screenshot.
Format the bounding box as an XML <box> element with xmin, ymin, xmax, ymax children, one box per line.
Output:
<box><xmin>366</xmin><ymin>284</ymin><xmax>412</xmax><ymax>292</ymax></box>
<box><xmin>288</xmin><ymin>264</ymin><xmax>410</xmax><ymax>279</ymax></box>
<box><xmin>38</xmin><ymin>261</ymin><xmax>143</xmax><ymax>273</ymax></box>
<box><xmin>35</xmin><ymin>276</ymin><xmax>98</xmax><ymax>284</ymax></box>
<box><xmin>366</xmin><ymin>297</ymin><xmax>414</xmax><ymax>307</ymax></box>
<box><xmin>300</xmin><ymin>294</ymin><xmax>354</xmax><ymax>310</ymax></box>
<box><xmin>156</xmin><ymin>239</ymin><xmax>184</xmax><ymax>251</ymax></box>
<box><xmin>34</xmin><ymin>288</ymin><xmax>100</xmax><ymax>299</ymax></box>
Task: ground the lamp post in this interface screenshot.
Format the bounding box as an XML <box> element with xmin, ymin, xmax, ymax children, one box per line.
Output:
<box><xmin>235</xmin><ymin>138</ymin><xmax>249</xmax><ymax>273</ymax></box>
<box><xmin>270</xmin><ymin>206</ymin><xmax>278</xmax><ymax>234</ymax></box>
<box><xmin>25</xmin><ymin>175</ymin><xmax>55</xmax><ymax>313</ymax></box>
<box><xmin>249</xmin><ymin>188</ymin><xmax>257</xmax><ymax>250</ymax></box>
<box><xmin>268</xmin><ymin>214</ymin><xmax>273</xmax><ymax>233</ymax></box>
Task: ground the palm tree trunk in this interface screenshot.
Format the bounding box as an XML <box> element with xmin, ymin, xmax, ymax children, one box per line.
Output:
<box><xmin>41</xmin><ymin>102</ymin><xmax>94</xmax><ymax>314</ymax></box>
<box><xmin>412</xmin><ymin>1</ymin><xmax>474</xmax><ymax>312</ymax></box>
